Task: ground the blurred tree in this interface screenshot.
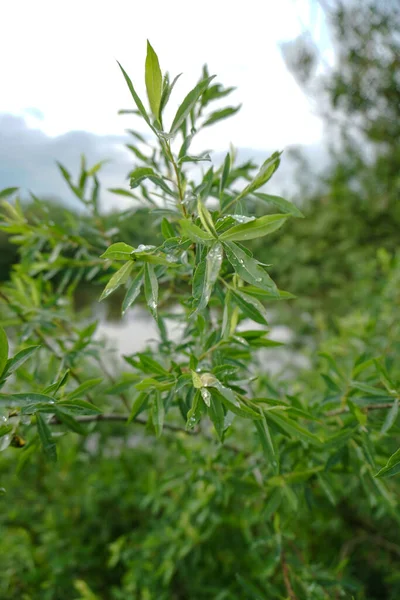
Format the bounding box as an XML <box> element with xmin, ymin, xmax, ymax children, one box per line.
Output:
<box><xmin>267</xmin><ymin>0</ymin><xmax>400</xmax><ymax>319</ymax></box>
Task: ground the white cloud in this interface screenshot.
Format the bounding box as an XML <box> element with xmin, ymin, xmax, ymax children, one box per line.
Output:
<box><xmin>1</xmin><ymin>0</ymin><xmax>327</xmax><ymax>151</ymax></box>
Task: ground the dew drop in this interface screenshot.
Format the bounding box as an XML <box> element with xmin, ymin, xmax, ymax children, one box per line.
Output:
<box><xmin>201</xmin><ymin>388</ymin><xmax>211</xmax><ymax>407</ymax></box>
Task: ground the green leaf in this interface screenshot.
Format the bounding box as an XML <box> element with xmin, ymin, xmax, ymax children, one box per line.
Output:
<box><xmin>65</xmin><ymin>378</ymin><xmax>103</xmax><ymax>401</ymax></box>
<box><xmin>254</xmin><ymin>192</ymin><xmax>304</xmax><ymax>217</ymax></box>
<box><xmin>36</xmin><ymin>413</ymin><xmax>57</xmax><ymax>462</ymax></box>
<box><xmin>99</xmin><ymin>261</ymin><xmax>134</xmax><ymax>301</ymax></box>
<box><xmin>231</xmin><ymin>289</ymin><xmax>268</xmax><ymax>325</ymax></box>
<box><xmin>0</xmin><ymin>327</ymin><xmax>8</xmax><ymax>377</ymax></box>
<box><xmin>219</xmin><ymin>152</ymin><xmax>231</xmax><ymax>198</ymax></box>
<box><xmin>137</xmin><ymin>353</ymin><xmax>169</xmax><ymax>376</ymax></box>
<box><xmin>1</xmin><ymin>346</ymin><xmax>40</xmax><ymax>379</ymax></box>
<box><xmin>0</xmin><ymin>424</ymin><xmax>13</xmax><ymax>438</ymax></box>
<box><xmin>267</xmin><ymin>411</ymin><xmax>322</xmax><ymax>446</ymax></box>
<box><xmin>0</xmin><ymin>392</ymin><xmax>55</xmax><ymax>407</ymax></box>
<box><xmin>210</xmin><ymin>384</ymin><xmax>261</xmax><ymax>419</ymax></box>
<box><xmin>208</xmin><ymin>395</ymin><xmax>225</xmax><ymax>441</ymax></box>
<box><xmin>0</xmin><ymin>187</ymin><xmax>19</xmax><ymax>199</ymax></box>
<box><xmin>135</xmin><ymin>378</ymin><xmax>174</xmax><ymax>391</ymax></box>
<box><xmin>192</xmin><ymin>243</ymin><xmax>223</xmax><ymax>312</ymax></box>
<box><xmin>381</xmin><ymin>399</ymin><xmax>399</xmax><ymax>435</ymax></box>
<box><xmin>220</xmin><ymin>214</ymin><xmax>288</xmax><ymax>242</ymax></box>
<box><xmin>178</xmin><ymin>153</ymin><xmax>211</xmax><ymax>164</ymax></box>
<box><xmin>186</xmin><ymin>390</ymin><xmax>205</xmax><ymax>429</ymax></box>
<box><xmin>348</xmin><ymin>399</ymin><xmax>367</xmax><ymax>426</ymax></box>
<box><xmin>117</xmin><ymin>61</ymin><xmax>153</xmax><ymax>129</ymax></box>
<box><xmin>255</xmin><ymin>413</ymin><xmax>279</xmax><ymax>473</ymax></box>
<box><xmin>55</xmin><ymin>400</ymin><xmax>101</xmax><ymax>415</ymax></box>
<box><xmin>317</xmin><ymin>473</ymin><xmax>337</xmax><ymax>505</ymax></box>
<box><xmin>100</xmin><ymin>242</ymin><xmax>135</xmax><ymax>261</ymax></box>
<box><xmin>144</xmin><ymin>263</ymin><xmax>158</xmax><ymax>319</ymax></box>
<box><xmin>160</xmin><ymin>72</ymin><xmax>182</xmax><ymax>115</ymax></box>
<box><xmin>129</xmin><ymin>167</ymin><xmax>174</xmax><ymax>196</ymax></box>
<box><xmin>233</xmin><ymin>151</ymin><xmax>281</xmax><ymax>204</ymax></box>
<box><xmin>375</xmin><ymin>448</ymin><xmax>400</xmax><ymax>478</ymax></box>
<box><xmin>203</xmin><ymin>105</ymin><xmax>241</xmax><ymax>127</ymax></box>
<box><xmin>224</xmin><ymin>241</ymin><xmax>278</xmax><ymax>295</ymax></box>
<box><xmin>179</xmin><ymin>220</ymin><xmax>214</xmax><ymax>244</ymax></box>
<box><xmin>161</xmin><ymin>218</ymin><xmax>175</xmax><ymax>239</ymax></box>
<box><xmin>191</xmin><ymin>371</ymin><xmax>203</xmax><ymax>389</ymax></box>
<box><xmin>122</xmin><ymin>267</ymin><xmax>144</xmax><ymax>315</ymax></box>
<box><xmin>351</xmin><ymin>381</ymin><xmax>387</xmax><ymax>396</ymax></box>
<box><xmin>128</xmin><ymin>392</ymin><xmax>148</xmax><ymax>422</ymax></box>
<box><xmin>108</xmin><ymin>188</ymin><xmax>137</xmax><ymax>199</ymax></box>
<box><xmin>170</xmin><ymin>75</ymin><xmax>215</xmax><ymax>134</ymax></box>
<box><xmin>130</xmin><ymin>167</ymin><xmax>156</xmax><ymax>189</ymax></box>
<box><xmin>197</xmin><ymin>198</ymin><xmax>217</xmax><ymax>237</ymax></box>
<box><xmin>54</xmin><ymin>409</ymin><xmax>87</xmax><ymax>435</ymax></box>
<box><xmin>145</xmin><ymin>40</ymin><xmax>162</xmax><ymax>118</ymax></box>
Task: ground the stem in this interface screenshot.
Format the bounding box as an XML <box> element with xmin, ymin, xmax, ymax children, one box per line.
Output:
<box><xmin>326</xmin><ymin>402</ymin><xmax>396</xmax><ymax>417</ymax></box>
<box><xmin>166</xmin><ymin>141</ymin><xmax>187</xmax><ymax>217</ymax></box>
<box><xmin>281</xmin><ymin>551</ymin><xmax>298</xmax><ymax>600</ymax></box>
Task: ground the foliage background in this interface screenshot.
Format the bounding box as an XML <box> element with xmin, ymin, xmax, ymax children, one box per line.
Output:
<box><xmin>1</xmin><ymin>1</ymin><xmax>400</xmax><ymax>598</ymax></box>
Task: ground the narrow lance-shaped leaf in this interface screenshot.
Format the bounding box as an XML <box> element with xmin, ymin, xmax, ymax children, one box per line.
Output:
<box><xmin>160</xmin><ymin>72</ymin><xmax>182</xmax><ymax>115</ymax></box>
<box><xmin>0</xmin><ymin>187</ymin><xmax>19</xmax><ymax>199</ymax></box>
<box><xmin>230</xmin><ymin>151</ymin><xmax>281</xmax><ymax>206</ymax></box>
<box><xmin>186</xmin><ymin>390</ymin><xmax>205</xmax><ymax>429</ymax></box>
<box><xmin>54</xmin><ymin>409</ymin><xmax>87</xmax><ymax>435</ymax></box>
<box><xmin>267</xmin><ymin>411</ymin><xmax>322</xmax><ymax>446</ymax></box>
<box><xmin>145</xmin><ymin>40</ymin><xmax>162</xmax><ymax>118</ymax></box>
<box><xmin>255</xmin><ymin>411</ymin><xmax>279</xmax><ymax>474</ymax></box>
<box><xmin>375</xmin><ymin>447</ymin><xmax>400</xmax><ymax>478</ymax></box>
<box><xmin>192</xmin><ymin>243</ymin><xmax>223</xmax><ymax>312</ymax></box>
<box><xmin>220</xmin><ymin>214</ymin><xmax>288</xmax><ymax>242</ymax></box>
<box><xmin>197</xmin><ymin>198</ymin><xmax>217</xmax><ymax>237</ymax></box>
<box><xmin>179</xmin><ymin>220</ymin><xmax>214</xmax><ymax>244</ymax></box>
<box><xmin>203</xmin><ymin>105</ymin><xmax>242</xmax><ymax>127</ymax></box>
<box><xmin>99</xmin><ymin>261</ymin><xmax>134</xmax><ymax>301</ymax></box>
<box><xmin>381</xmin><ymin>399</ymin><xmax>399</xmax><ymax>435</ymax></box>
<box><xmin>210</xmin><ymin>382</ymin><xmax>261</xmax><ymax>419</ymax></box>
<box><xmin>129</xmin><ymin>167</ymin><xmax>175</xmax><ymax>196</ymax></box>
<box><xmin>65</xmin><ymin>378</ymin><xmax>103</xmax><ymax>401</ymax></box>
<box><xmin>144</xmin><ymin>263</ymin><xmax>158</xmax><ymax>319</ymax></box>
<box><xmin>0</xmin><ymin>392</ymin><xmax>56</xmax><ymax>407</ymax></box>
<box><xmin>224</xmin><ymin>241</ymin><xmax>278</xmax><ymax>295</ymax></box>
<box><xmin>117</xmin><ymin>61</ymin><xmax>154</xmax><ymax>130</ymax></box>
<box><xmin>55</xmin><ymin>400</ymin><xmax>102</xmax><ymax>415</ymax></box>
<box><xmin>100</xmin><ymin>242</ymin><xmax>135</xmax><ymax>261</ymax></box>
<box><xmin>36</xmin><ymin>413</ymin><xmax>57</xmax><ymax>462</ymax></box>
<box><xmin>254</xmin><ymin>192</ymin><xmax>304</xmax><ymax>218</ymax></box>
<box><xmin>1</xmin><ymin>345</ymin><xmax>39</xmax><ymax>379</ymax></box>
<box><xmin>231</xmin><ymin>289</ymin><xmax>268</xmax><ymax>325</ymax></box>
<box><xmin>170</xmin><ymin>75</ymin><xmax>216</xmax><ymax>134</ymax></box>
<box><xmin>208</xmin><ymin>395</ymin><xmax>225</xmax><ymax>441</ymax></box>
<box><xmin>219</xmin><ymin>152</ymin><xmax>231</xmax><ymax>198</ymax></box>
<box><xmin>122</xmin><ymin>267</ymin><xmax>144</xmax><ymax>315</ymax></box>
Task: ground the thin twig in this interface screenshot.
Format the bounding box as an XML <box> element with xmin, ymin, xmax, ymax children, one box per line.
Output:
<box><xmin>50</xmin><ymin>412</ymin><xmax>194</xmax><ymax>434</ymax></box>
<box><xmin>281</xmin><ymin>551</ymin><xmax>298</xmax><ymax>600</ymax></box>
<box><xmin>166</xmin><ymin>141</ymin><xmax>187</xmax><ymax>217</ymax></box>
<box><xmin>326</xmin><ymin>402</ymin><xmax>395</xmax><ymax>417</ymax></box>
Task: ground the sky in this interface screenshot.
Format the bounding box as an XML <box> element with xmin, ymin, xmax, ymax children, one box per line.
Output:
<box><xmin>0</xmin><ymin>0</ymin><xmax>333</xmax><ymax>204</ymax></box>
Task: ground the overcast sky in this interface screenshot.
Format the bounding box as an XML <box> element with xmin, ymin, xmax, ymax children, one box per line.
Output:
<box><xmin>0</xmin><ymin>0</ymin><xmax>332</xmax><ymax>204</ymax></box>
